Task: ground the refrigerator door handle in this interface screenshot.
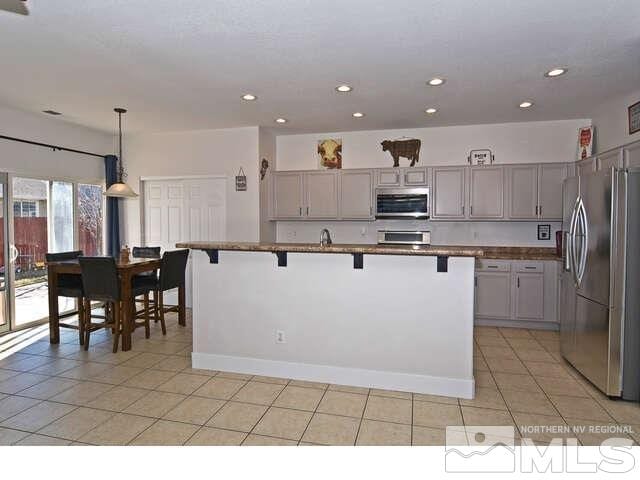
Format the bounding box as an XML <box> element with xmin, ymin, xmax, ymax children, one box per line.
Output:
<box><xmin>569</xmin><ymin>199</ymin><xmax>580</xmax><ymax>285</ymax></box>
<box><xmin>576</xmin><ymin>199</ymin><xmax>588</xmax><ymax>285</ymax></box>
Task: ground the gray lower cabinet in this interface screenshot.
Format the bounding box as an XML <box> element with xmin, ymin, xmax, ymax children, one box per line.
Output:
<box><xmin>431</xmin><ymin>166</ymin><xmax>467</xmax><ymax>219</ymax></box>
<box><xmin>272</xmin><ymin>172</ymin><xmax>303</xmax><ymax>219</ymax></box>
<box><xmin>507</xmin><ymin>165</ymin><xmax>538</xmax><ymax>219</ymax></box>
<box><xmin>475</xmin><ymin>260</ymin><xmax>556</xmax><ymax>325</ymax></box>
<box><xmin>469</xmin><ymin>166</ymin><xmax>504</xmax><ymax>219</ymax></box>
<box><xmin>339</xmin><ymin>170</ymin><xmax>373</xmax><ymax>219</ymax></box>
<box><xmin>475</xmin><ymin>272</ymin><xmax>512</xmax><ymax>319</ymax></box>
<box><xmin>304</xmin><ymin>171</ymin><xmax>338</xmax><ymax>219</ymax></box>
<box><xmin>515</xmin><ymin>273</ymin><xmax>545</xmax><ymax>320</ymax></box>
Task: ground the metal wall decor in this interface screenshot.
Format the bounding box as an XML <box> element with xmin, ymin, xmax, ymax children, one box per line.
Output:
<box><xmin>381</xmin><ymin>138</ymin><xmax>421</xmax><ymax>167</ymax></box>
<box><xmin>260</xmin><ymin>158</ymin><xmax>269</xmax><ymax>180</ymax></box>
<box><xmin>467</xmin><ymin>149</ymin><xmax>494</xmax><ymax>165</ymax></box>
<box><xmin>235</xmin><ymin>167</ymin><xmax>247</xmax><ymax>191</ymax></box>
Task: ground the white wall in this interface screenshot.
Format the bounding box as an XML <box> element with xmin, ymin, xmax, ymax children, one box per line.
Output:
<box><xmin>0</xmin><ymin>104</ymin><xmax>111</xmax><ymax>181</ymax></box>
<box><xmin>123</xmin><ymin>126</ymin><xmax>261</xmax><ymax>246</ymax></box>
<box><xmin>276</xmin><ymin>119</ymin><xmax>590</xmax><ymax>171</ymax></box>
<box><xmin>275</xmin><ymin>119</ymin><xmax>585</xmax><ymax>246</ymax></box>
<box><xmin>591</xmin><ymin>89</ymin><xmax>640</xmax><ymax>154</ymax></box>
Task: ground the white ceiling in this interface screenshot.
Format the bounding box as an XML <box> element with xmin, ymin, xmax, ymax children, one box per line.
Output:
<box><xmin>1</xmin><ymin>0</ymin><xmax>639</xmax><ymax>134</ymax></box>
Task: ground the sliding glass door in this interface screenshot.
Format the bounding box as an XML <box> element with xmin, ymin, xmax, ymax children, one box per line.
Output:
<box><xmin>0</xmin><ymin>174</ymin><xmax>104</xmax><ymax>332</ymax></box>
<box><xmin>0</xmin><ymin>174</ymin><xmax>8</xmax><ymax>334</ymax></box>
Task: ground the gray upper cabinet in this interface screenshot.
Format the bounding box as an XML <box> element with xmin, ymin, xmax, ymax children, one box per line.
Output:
<box><xmin>339</xmin><ymin>170</ymin><xmax>373</xmax><ymax>219</ymax></box>
<box><xmin>272</xmin><ymin>172</ymin><xmax>303</xmax><ymax>219</ymax></box>
<box><xmin>469</xmin><ymin>166</ymin><xmax>504</xmax><ymax>219</ymax></box>
<box><xmin>377</xmin><ymin>169</ymin><xmax>402</xmax><ymax>187</ymax></box>
<box><xmin>403</xmin><ymin>167</ymin><xmax>428</xmax><ymax>186</ymax></box>
<box><xmin>538</xmin><ymin>163</ymin><xmax>567</xmax><ymax>220</ymax></box>
<box><xmin>304</xmin><ymin>171</ymin><xmax>338</xmax><ymax>219</ymax></box>
<box><xmin>625</xmin><ymin>141</ymin><xmax>640</xmax><ymax>168</ymax></box>
<box><xmin>431</xmin><ymin>167</ymin><xmax>467</xmax><ymax>219</ymax></box>
<box><xmin>597</xmin><ymin>149</ymin><xmax>623</xmax><ymax>171</ymax></box>
<box><xmin>507</xmin><ymin>165</ymin><xmax>538</xmax><ymax>219</ymax></box>
<box><xmin>576</xmin><ymin>157</ymin><xmax>596</xmax><ymax>176</ymax></box>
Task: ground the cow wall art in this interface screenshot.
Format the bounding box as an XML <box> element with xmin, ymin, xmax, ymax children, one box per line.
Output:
<box><xmin>318</xmin><ymin>138</ymin><xmax>342</xmax><ymax>169</ymax></box>
<box><xmin>381</xmin><ymin>138</ymin><xmax>421</xmax><ymax>167</ymax></box>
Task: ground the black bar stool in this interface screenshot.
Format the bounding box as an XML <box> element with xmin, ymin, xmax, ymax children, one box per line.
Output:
<box><xmin>144</xmin><ymin>249</ymin><xmax>189</xmax><ymax>335</ymax></box>
<box><xmin>45</xmin><ymin>251</ymin><xmax>85</xmax><ymax>344</ymax></box>
<box><xmin>132</xmin><ymin>246</ymin><xmax>161</xmax><ymax>322</ymax></box>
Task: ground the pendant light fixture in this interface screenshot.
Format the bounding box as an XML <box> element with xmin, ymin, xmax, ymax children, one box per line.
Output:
<box><xmin>105</xmin><ymin>107</ymin><xmax>138</xmax><ymax>198</ymax></box>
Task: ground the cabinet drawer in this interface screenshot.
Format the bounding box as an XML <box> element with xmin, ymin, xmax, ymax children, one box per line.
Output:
<box><xmin>514</xmin><ymin>261</ymin><xmax>544</xmax><ymax>273</ymax></box>
<box><xmin>476</xmin><ymin>259</ymin><xmax>511</xmax><ymax>272</ymax></box>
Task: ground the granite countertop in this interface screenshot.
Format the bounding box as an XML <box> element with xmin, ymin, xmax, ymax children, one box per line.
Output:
<box><xmin>177</xmin><ymin>241</ymin><xmax>560</xmax><ymax>260</ymax></box>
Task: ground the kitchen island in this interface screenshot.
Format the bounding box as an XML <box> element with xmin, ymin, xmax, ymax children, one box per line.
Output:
<box><xmin>177</xmin><ymin>241</ymin><xmax>540</xmax><ymax>399</ymax></box>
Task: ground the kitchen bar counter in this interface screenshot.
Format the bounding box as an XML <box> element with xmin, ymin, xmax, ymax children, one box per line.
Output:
<box><xmin>177</xmin><ymin>241</ymin><xmax>558</xmax><ymax>261</ymax></box>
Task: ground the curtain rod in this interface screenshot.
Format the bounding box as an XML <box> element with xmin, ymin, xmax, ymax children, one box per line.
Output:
<box><xmin>0</xmin><ymin>134</ymin><xmax>105</xmax><ymax>159</ymax></box>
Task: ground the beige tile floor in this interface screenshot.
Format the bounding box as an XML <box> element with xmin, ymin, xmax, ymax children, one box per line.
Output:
<box><xmin>0</xmin><ymin>316</ymin><xmax>639</xmax><ymax>446</ymax></box>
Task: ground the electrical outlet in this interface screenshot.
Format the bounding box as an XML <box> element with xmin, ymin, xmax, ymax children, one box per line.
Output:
<box><xmin>275</xmin><ymin>330</ymin><xmax>286</xmax><ymax>344</ymax></box>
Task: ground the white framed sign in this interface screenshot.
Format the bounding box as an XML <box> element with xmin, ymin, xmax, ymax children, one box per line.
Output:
<box><xmin>467</xmin><ymin>149</ymin><xmax>494</xmax><ymax>165</ymax></box>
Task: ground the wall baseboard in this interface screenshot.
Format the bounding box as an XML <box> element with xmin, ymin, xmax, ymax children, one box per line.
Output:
<box><xmin>475</xmin><ymin>318</ymin><xmax>559</xmax><ymax>330</ymax></box>
<box><xmin>192</xmin><ymin>352</ymin><xmax>475</xmax><ymax>399</ymax></box>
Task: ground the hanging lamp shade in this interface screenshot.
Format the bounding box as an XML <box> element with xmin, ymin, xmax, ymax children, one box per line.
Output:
<box><xmin>105</xmin><ymin>107</ymin><xmax>138</xmax><ymax>198</ymax></box>
<box><xmin>105</xmin><ymin>181</ymin><xmax>138</xmax><ymax>198</ymax></box>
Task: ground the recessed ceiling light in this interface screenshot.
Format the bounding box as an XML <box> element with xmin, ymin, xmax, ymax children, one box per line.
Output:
<box><xmin>425</xmin><ymin>108</ymin><xmax>437</xmax><ymax>114</ymax></box>
<box><xmin>275</xmin><ymin>118</ymin><xmax>288</xmax><ymax>124</ymax></box>
<box><xmin>352</xmin><ymin>112</ymin><xmax>365</xmax><ymax>118</ymax></box>
<box><xmin>545</xmin><ymin>68</ymin><xmax>567</xmax><ymax>77</ymax></box>
<box><xmin>42</xmin><ymin>110</ymin><xmax>61</xmax><ymax>115</ymax></box>
<box><xmin>519</xmin><ymin>101</ymin><xmax>534</xmax><ymax>108</ymax></box>
<box><xmin>335</xmin><ymin>84</ymin><xmax>353</xmax><ymax>93</ymax></box>
<box><xmin>241</xmin><ymin>93</ymin><xmax>257</xmax><ymax>101</ymax></box>
<box><xmin>427</xmin><ymin>77</ymin><xmax>445</xmax><ymax>86</ymax></box>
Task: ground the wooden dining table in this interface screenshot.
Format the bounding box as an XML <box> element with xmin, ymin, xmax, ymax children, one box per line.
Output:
<box><xmin>46</xmin><ymin>256</ymin><xmax>186</xmax><ymax>351</ymax></box>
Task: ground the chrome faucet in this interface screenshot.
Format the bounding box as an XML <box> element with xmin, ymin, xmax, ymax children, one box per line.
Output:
<box><xmin>320</xmin><ymin>228</ymin><xmax>332</xmax><ymax>246</ymax></box>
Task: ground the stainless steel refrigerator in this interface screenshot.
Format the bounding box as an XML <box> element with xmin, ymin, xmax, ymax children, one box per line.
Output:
<box><xmin>560</xmin><ymin>167</ymin><xmax>640</xmax><ymax>400</ymax></box>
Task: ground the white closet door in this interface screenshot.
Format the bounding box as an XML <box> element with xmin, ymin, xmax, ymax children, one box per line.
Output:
<box><xmin>144</xmin><ymin>177</ymin><xmax>226</xmax><ymax>308</ymax></box>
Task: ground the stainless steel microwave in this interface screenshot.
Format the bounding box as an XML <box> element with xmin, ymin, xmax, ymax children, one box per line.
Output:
<box><xmin>375</xmin><ymin>187</ymin><xmax>429</xmax><ymax>219</ymax></box>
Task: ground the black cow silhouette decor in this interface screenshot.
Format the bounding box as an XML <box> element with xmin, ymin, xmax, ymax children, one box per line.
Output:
<box><xmin>381</xmin><ymin>138</ymin><xmax>421</xmax><ymax>167</ymax></box>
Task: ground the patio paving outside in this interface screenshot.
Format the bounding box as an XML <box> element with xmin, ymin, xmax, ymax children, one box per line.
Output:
<box><xmin>15</xmin><ymin>281</ymin><xmax>74</xmax><ymax>327</ymax></box>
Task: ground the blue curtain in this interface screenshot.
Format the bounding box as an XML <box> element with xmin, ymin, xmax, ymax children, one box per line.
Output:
<box><xmin>104</xmin><ymin>155</ymin><xmax>120</xmax><ymax>257</ymax></box>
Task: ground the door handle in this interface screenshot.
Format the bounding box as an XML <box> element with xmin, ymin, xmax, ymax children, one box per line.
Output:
<box><xmin>576</xmin><ymin>200</ymin><xmax>588</xmax><ymax>285</ymax></box>
<box><xmin>9</xmin><ymin>244</ymin><xmax>18</xmax><ymax>264</ymax></box>
<box><xmin>517</xmin><ymin>277</ymin><xmax>520</xmax><ymax>288</ymax></box>
<box><xmin>306</xmin><ymin>206</ymin><xmax>309</xmax><ymax>216</ymax></box>
<box><xmin>299</xmin><ymin>207</ymin><xmax>302</xmax><ymax>216</ymax></box>
<box><xmin>535</xmin><ymin>205</ymin><xmax>538</xmax><ymax>216</ymax></box>
<box><xmin>539</xmin><ymin>205</ymin><xmax>542</xmax><ymax>217</ymax></box>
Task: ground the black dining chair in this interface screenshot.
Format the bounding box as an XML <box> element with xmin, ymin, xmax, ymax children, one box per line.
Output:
<box><xmin>45</xmin><ymin>250</ymin><xmax>85</xmax><ymax>344</ymax></box>
<box><xmin>132</xmin><ymin>246</ymin><xmax>161</xmax><ymax>321</ymax></box>
<box><xmin>79</xmin><ymin>256</ymin><xmax>156</xmax><ymax>352</ymax></box>
<box><xmin>153</xmin><ymin>249</ymin><xmax>189</xmax><ymax>335</ymax></box>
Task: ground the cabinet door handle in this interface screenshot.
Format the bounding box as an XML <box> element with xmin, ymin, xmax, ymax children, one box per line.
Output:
<box><xmin>299</xmin><ymin>207</ymin><xmax>302</xmax><ymax>216</ymax></box>
<box><xmin>474</xmin><ymin>276</ymin><xmax>477</xmax><ymax>287</ymax></box>
<box><xmin>396</xmin><ymin>173</ymin><xmax>400</xmax><ymax>184</ymax></box>
<box><xmin>462</xmin><ymin>205</ymin><xmax>465</xmax><ymax>215</ymax></box>
<box><xmin>535</xmin><ymin>205</ymin><xmax>538</xmax><ymax>216</ymax></box>
<box><xmin>487</xmin><ymin>265</ymin><xmax>498</xmax><ymax>269</ymax></box>
<box><xmin>539</xmin><ymin>205</ymin><xmax>542</xmax><ymax>217</ymax></box>
<box><xmin>306</xmin><ymin>206</ymin><xmax>309</xmax><ymax>215</ymax></box>
<box><xmin>470</xmin><ymin>205</ymin><xmax>473</xmax><ymax>215</ymax></box>
<box><xmin>517</xmin><ymin>277</ymin><xmax>520</xmax><ymax>288</ymax></box>
<box><xmin>524</xmin><ymin>266</ymin><xmax>537</xmax><ymax>270</ymax></box>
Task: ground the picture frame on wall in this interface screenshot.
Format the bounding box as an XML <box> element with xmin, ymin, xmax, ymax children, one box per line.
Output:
<box><xmin>629</xmin><ymin>100</ymin><xmax>640</xmax><ymax>135</ymax></box>
<box><xmin>537</xmin><ymin>224</ymin><xmax>551</xmax><ymax>241</ymax></box>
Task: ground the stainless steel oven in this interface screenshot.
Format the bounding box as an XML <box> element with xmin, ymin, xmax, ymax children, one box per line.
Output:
<box><xmin>375</xmin><ymin>187</ymin><xmax>429</xmax><ymax>219</ymax></box>
<box><xmin>377</xmin><ymin>230</ymin><xmax>431</xmax><ymax>245</ymax></box>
